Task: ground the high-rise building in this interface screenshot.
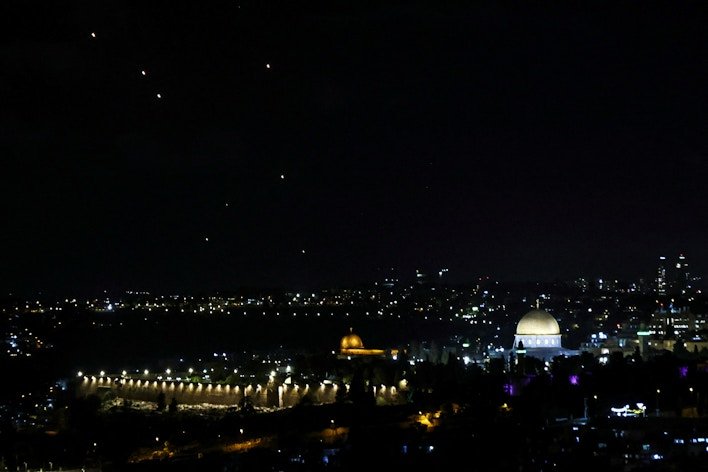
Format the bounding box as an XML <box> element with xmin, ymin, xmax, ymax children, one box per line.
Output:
<box><xmin>675</xmin><ymin>253</ymin><xmax>691</xmax><ymax>293</ymax></box>
<box><xmin>656</xmin><ymin>256</ymin><xmax>667</xmax><ymax>295</ymax></box>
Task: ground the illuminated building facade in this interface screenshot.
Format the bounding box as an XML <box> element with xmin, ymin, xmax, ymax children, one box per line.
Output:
<box><xmin>512</xmin><ymin>308</ymin><xmax>577</xmax><ymax>359</ymax></box>
<box><xmin>648</xmin><ymin>305</ymin><xmax>697</xmax><ymax>337</ymax></box>
<box><xmin>513</xmin><ymin>309</ymin><xmax>562</xmax><ymax>350</ymax></box>
<box><xmin>675</xmin><ymin>253</ymin><xmax>692</xmax><ymax>293</ymax></box>
<box><xmin>338</xmin><ymin>328</ymin><xmax>398</xmax><ymax>359</ymax></box>
<box><xmin>656</xmin><ymin>256</ymin><xmax>667</xmax><ymax>295</ymax></box>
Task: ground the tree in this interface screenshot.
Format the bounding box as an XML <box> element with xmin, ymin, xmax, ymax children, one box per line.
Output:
<box><xmin>631</xmin><ymin>346</ymin><xmax>643</xmax><ymax>364</ymax></box>
<box><xmin>238</xmin><ymin>395</ymin><xmax>255</xmax><ymax>414</ymax></box>
<box><xmin>156</xmin><ymin>391</ymin><xmax>166</xmax><ymax>411</ymax></box>
<box><xmin>335</xmin><ymin>382</ymin><xmax>347</xmax><ymax>404</ymax></box>
<box><xmin>429</xmin><ymin>340</ymin><xmax>441</xmax><ymax>364</ymax></box>
<box><xmin>672</xmin><ymin>340</ymin><xmax>690</xmax><ymax>360</ymax></box>
<box><xmin>298</xmin><ymin>392</ymin><xmax>314</xmax><ymax>407</ymax></box>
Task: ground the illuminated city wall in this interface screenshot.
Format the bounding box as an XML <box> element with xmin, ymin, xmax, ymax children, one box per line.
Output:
<box><xmin>77</xmin><ymin>376</ymin><xmax>407</xmax><ymax>408</ymax></box>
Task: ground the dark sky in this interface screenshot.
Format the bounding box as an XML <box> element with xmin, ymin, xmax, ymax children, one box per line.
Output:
<box><xmin>2</xmin><ymin>0</ymin><xmax>708</xmax><ymax>296</ymax></box>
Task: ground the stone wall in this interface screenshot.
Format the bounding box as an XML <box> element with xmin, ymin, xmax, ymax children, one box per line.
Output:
<box><xmin>76</xmin><ymin>376</ymin><xmax>407</xmax><ymax>408</ymax></box>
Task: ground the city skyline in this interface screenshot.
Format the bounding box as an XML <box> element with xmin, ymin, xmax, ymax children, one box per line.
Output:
<box><xmin>3</xmin><ymin>1</ymin><xmax>708</xmax><ymax>295</ymax></box>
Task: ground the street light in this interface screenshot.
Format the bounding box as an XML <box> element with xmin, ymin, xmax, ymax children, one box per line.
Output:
<box><xmin>656</xmin><ymin>389</ymin><xmax>661</xmax><ymax>416</ymax></box>
<box><xmin>689</xmin><ymin>386</ymin><xmax>694</xmax><ymax>410</ymax></box>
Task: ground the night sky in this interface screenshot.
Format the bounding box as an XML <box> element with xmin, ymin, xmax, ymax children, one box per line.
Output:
<box><xmin>2</xmin><ymin>1</ymin><xmax>708</xmax><ymax>296</ymax></box>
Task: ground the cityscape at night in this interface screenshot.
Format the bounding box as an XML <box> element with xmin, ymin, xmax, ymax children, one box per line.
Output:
<box><xmin>1</xmin><ymin>259</ymin><xmax>707</xmax><ymax>471</ymax></box>
<box><xmin>2</xmin><ymin>1</ymin><xmax>708</xmax><ymax>471</ymax></box>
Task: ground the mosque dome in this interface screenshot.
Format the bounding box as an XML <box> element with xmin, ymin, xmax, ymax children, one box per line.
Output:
<box><xmin>340</xmin><ymin>328</ymin><xmax>364</xmax><ymax>350</ymax></box>
<box><xmin>515</xmin><ymin>309</ymin><xmax>560</xmax><ymax>335</ymax></box>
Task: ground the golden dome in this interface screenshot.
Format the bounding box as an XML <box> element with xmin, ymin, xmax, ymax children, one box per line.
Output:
<box><xmin>340</xmin><ymin>328</ymin><xmax>364</xmax><ymax>350</ymax></box>
<box><xmin>515</xmin><ymin>309</ymin><xmax>560</xmax><ymax>335</ymax></box>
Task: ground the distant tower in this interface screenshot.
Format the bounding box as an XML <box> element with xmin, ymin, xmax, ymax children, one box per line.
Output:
<box><xmin>656</xmin><ymin>256</ymin><xmax>667</xmax><ymax>295</ymax></box>
<box><xmin>675</xmin><ymin>254</ymin><xmax>690</xmax><ymax>293</ymax></box>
